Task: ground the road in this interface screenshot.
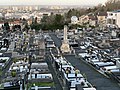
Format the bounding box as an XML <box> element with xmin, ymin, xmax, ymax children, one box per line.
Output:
<box><xmin>50</xmin><ymin>33</ymin><xmax>120</xmax><ymax>90</ymax></box>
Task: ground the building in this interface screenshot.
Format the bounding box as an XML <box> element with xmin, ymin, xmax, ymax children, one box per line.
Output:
<box><xmin>79</xmin><ymin>15</ymin><xmax>89</xmax><ymax>25</ymax></box>
<box><xmin>88</xmin><ymin>14</ymin><xmax>98</xmax><ymax>26</ymax></box>
<box><xmin>27</xmin><ymin>19</ymin><xmax>32</xmax><ymax>25</ymax></box>
<box><xmin>97</xmin><ymin>12</ymin><xmax>107</xmax><ymax>26</ymax></box>
<box><xmin>21</xmin><ymin>14</ymin><xmax>29</xmax><ymax>20</ymax></box>
<box><xmin>78</xmin><ymin>13</ymin><xmax>97</xmax><ymax>26</ymax></box>
<box><xmin>71</xmin><ymin>16</ymin><xmax>78</xmax><ymax>24</ymax></box>
<box><xmin>107</xmin><ymin>10</ymin><xmax>120</xmax><ymax>28</ymax></box>
<box><xmin>0</xmin><ymin>22</ymin><xmax>4</xmax><ymax>28</ymax></box>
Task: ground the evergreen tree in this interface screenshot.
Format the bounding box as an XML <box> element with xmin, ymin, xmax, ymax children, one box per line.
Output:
<box><xmin>4</xmin><ymin>22</ymin><xmax>10</xmax><ymax>30</ymax></box>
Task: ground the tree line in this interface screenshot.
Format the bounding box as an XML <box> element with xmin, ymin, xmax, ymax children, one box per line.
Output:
<box><xmin>89</xmin><ymin>0</ymin><xmax>120</xmax><ymax>14</ymax></box>
<box><xmin>31</xmin><ymin>0</ymin><xmax>120</xmax><ymax>30</ymax></box>
<box><xmin>3</xmin><ymin>0</ymin><xmax>120</xmax><ymax>31</ymax></box>
<box><xmin>30</xmin><ymin>14</ymin><xmax>67</xmax><ymax>30</ymax></box>
<box><xmin>30</xmin><ymin>9</ymin><xmax>84</xmax><ymax>30</ymax></box>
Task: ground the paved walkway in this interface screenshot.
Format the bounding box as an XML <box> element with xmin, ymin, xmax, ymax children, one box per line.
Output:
<box><xmin>65</xmin><ymin>55</ymin><xmax>120</xmax><ymax>90</ymax></box>
<box><xmin>50</xmin><ymin>33</ymin><xmax>62</xmax><ymax>48</ymax></box>
<box><xmin>50</xmin><ymin>33</ymin><xmax>120</xmax><ymax>90</ymax></box>
<box><xmin>45</xmin><ymin>55</ymin><xmax>63</xmax><ymax>90</ymax></box>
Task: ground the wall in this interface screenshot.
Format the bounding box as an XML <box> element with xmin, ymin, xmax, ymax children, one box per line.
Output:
<box><xmin>116</xmin><ymin>13</ymin><xmax>120</xmax><ymax>28</ymax></box>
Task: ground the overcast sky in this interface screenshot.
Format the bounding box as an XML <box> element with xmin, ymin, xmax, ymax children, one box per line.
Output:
<box><xmin>0</xmin><ymin>0</ymin><xmax>108</xmax><ymax>5</ymax></box>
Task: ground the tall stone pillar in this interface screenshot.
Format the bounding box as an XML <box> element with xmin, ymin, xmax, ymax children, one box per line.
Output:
<box><xmin>64</xmin><ymin>25</ymin><xmax>68</xmax><ymax>43</ymax></box>
<box><xmin>60</xmin><ymin>25</ymin><xmax>71</xmax><ymax>53</ymax></box>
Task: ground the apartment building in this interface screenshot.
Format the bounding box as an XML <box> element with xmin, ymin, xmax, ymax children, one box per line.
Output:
<box><xmin>107</xmin><ymin>10</ymin><xmax>120</xmax><ymax>28</ymax></box>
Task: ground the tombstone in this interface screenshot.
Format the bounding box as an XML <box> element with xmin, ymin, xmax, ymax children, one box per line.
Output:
<box><xmin>0</xmin><ymin>41</ymin><xmax>2</xmax><ymax>47</ymax></box>
<box><xmin>116</xmin><ymin>60</ymin><xmax>120</xmax><ymax>69</ymax></box>
<box><xmin>75</xmin><ymin>84</ymin><xmax>84</xmax><ymax>90</ymax></box>
<box><xmin>29</xmin><ymin>54</ymin><xmax>32</xmax><ymax>66</ymax></box>
<box><xmin>35</xmin><ymin>73</ymin><xmax>37</xmax><ymax>78</ymax></box>
<box><xmin>101</xmin><ymin>39</ymin><xmax>110</xmax><ymax>47</ymax></box>
<box><xmin>35</xmin><ymin>86</ymin><xmax>38</xmax><ymax>90</ymax></box>
<box><xmin>4</xmin><ymin>39</ymin><xmax>9</xmax><ymax>47</ymax></box>
<box><xmin>111</xmin><ymin>30</ymin><xmax>117</xmax><ymax>38</ymax></box>
<box><xmin>79</xmin><ymin>30</ymin><xmax>83</xmax><ymax>37</ymax></box>
<box><xmin>116</xmin><ymin>49</ymin><xmax>119</xmax><ymax>56</ymax></box>
<box><xmin>60</xmin><ymin>25</ymin><xmax>71</xmax><ymax>53</ymax></box>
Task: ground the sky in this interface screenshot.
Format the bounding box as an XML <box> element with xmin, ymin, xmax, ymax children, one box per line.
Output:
<box><xmin>0</xmin><ymin>0</ymin><xmax>108</xmax><ymax>5</ymax></box>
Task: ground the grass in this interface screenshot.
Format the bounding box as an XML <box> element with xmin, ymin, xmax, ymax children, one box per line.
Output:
<box><xmin>27</xmin><ymin>82</ymin><xmax>55</xmax><ymax>89</ymax></box>
<box><xmin>34</xmin><ymin>82</ymin><xmax>54</xmax><ymax>87</ymax></box>
<box><xmin>13</xmin><ymin>58</ymin><xmax>19</xmax><ymax>63</ymax></box>
<box><xmin>0</xmin><ymin>69</ymin><xmax>2</xmax><ymax>76</ymax></box>
<box><xmin>0</xmin><ymin>84</ymin><xmax>4</xmax><ymax>89</ymax></box>
<box><xmin>12</xmin><ymin>57</ymin><xmax>28</xmax><ymax>63</ymax></box>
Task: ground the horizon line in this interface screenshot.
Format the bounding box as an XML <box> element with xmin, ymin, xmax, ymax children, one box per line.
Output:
<box><xmin>0</xmin><ymin>4</ymin><xmax>96</xmax><ymax>6</ymax></box>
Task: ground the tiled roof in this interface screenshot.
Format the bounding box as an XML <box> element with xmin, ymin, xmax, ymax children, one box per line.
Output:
<box><xmin>88</xmin><ymin>15</ymin><xmax>98</xmax><ymax>20</ymax></box>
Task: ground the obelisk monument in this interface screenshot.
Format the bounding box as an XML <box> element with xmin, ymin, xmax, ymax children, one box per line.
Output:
<box><xmin>60</xmin><ymin>25</ymin><xmax>70</xmax><ymax>53</ymax></box>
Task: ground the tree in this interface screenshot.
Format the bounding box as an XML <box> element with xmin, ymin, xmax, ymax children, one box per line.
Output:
<box><xmin>41</xmin><ymin>15</ymin><xmax>49</xmax><ymax>23</ymax></box>
<box><xmin>87</xmin><ymin>8</ymin><xmax>92</xmax><ymax>13</ymax></box>
<box><xmin>4</xmin><ymin>22</ymin><xmax>10</xmax><ymax>30</ymax></box>
<box><xmin>11</xmin><ymin>70</ymin><xmax>16</xmax><ymax>77</ymax></box>
<box><xmin>12</xmin><ymin>25</ymin><xmax>21</xmax><ymax>31</ymax></box>
<box><xmin>22</xmin><ymin>18</ymin><xmax>27</xmax><ymax>25</ymax></box>
<box><xmin>30</xmin><ymin>23</ymin><xmax>41</xmax><ymax>30</ymax></box>
<box><xmin>105</xmin><ymin>0</ymin><xmax>120</xmax><ymax>11</ymax></box>
<box><xmin>64</xmin><ymin>9</ymin><xmax>82</xmax><ymax>24</ymax></box>
<box><xmin>69</xmin><ymin>24</ymin><xmax>82</xmax><ymax>29</ymax></box>
<box><xmin>39</xmin><ymin>14</ymin><xmax>65</xmax><ymax>30</ymax></box>
<box><xmin>53</xmin><ymin>14</ymin><xmax>64</xmax><ymax>29</ymax></box>
<box><xmin>34</xmin><ymin>17</ymin><xmax>38</xmax><ymax>24</ymax></box>
<box><xmin>32</xmin><ymin>17</ymin><xmax>38</xmax><ymax>24</ymax></box>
